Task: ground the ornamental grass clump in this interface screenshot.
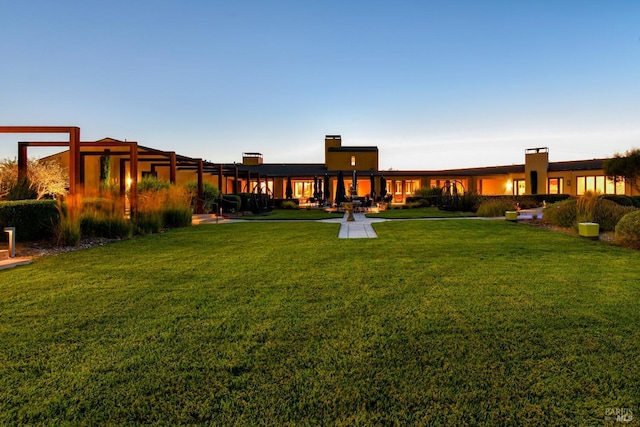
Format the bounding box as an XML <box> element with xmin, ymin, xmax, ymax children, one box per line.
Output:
<box><xmin>79</xmin><ymin>196</ymin><xmax>132</xmax><ymax>239</ymax></box>
<box><xmin>576</xmin><ymin>194</ymin><xmax>635</xmax><ymax>231</ymax></box>
<box><xmin>544</xmin><ymin>195</ymin><xmax>635</xmax><ymax>231</ymax></box>
<box><xmin>476</xmin><ymin>199</ymin><xmax>516</xmax><ymax>217</ymax></box>
<box><xmin>55</xmin><ymin>198</ymin><xmax>81</xmax><ymax>246</ymax></box>
<box><xmin>542</xmin><ymin>198</ymin><xmax>577</xmax><ymax>228</ymax></box>
<box><xmin>615</xmin><ymin>210</ymin><xmax>640</xmax><ymax>248</ymax></box>
<box><xmin>134</xmin><ymin>178</ymin><xmax>192</xmax><ymax>233</ymax></box>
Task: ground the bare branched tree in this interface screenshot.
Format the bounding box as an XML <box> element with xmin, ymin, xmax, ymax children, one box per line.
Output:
<box><xmin>0</xmin><ymin>157</ymin><xmax>69</xmax><ymax>200</ymax></box>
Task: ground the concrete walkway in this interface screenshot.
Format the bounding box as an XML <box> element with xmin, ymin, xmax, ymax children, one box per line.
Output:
<box><xmin>319</xmin><ymin>212</ymin><xmax>387</xmax><ymax>239</ymax></box>
<box><xmin>0</xmin><ymin>257</ymin><xmax>32</xmax><ymax>271</ymax></box>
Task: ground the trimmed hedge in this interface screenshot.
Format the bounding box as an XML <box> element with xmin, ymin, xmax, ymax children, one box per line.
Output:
<box><xmin>615</xmin><ymin>210</ymin><xmax>640</xmax><ymax>249</ymax></box>
<box><xmin>0</xmin><ymin>200</ymin><xmax>59</xmax><ymax>241</ymax></box>
<box><xmin>600</xmin><ymin>194</ymin><xmax>634</xmax><ymax>206</ymax></box>
<box><xmin>407</xmin><ymin>194</ymin><xmax>569</xmax><ymax>212</ymax></box>
<box><xmin>222</xmin><ymin>195</ymin><xmax>242</xmax><ymax>213</ymax></box>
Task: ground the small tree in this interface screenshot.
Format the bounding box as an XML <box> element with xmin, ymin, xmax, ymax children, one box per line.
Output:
<box><xmin>0</xmin><ymin>158</ymin><xmax>18</xmax><ymax>198</ymax></box>
<box><xmin>0</xmin><ymin>157</ymin><xmax>68</xmax><ymax>200</ymax></box>
<box><xmin>604</xmin><ymin>149</ymin><xmax>640</xmax><ymax>193</ymax></box>
<box><xmin>29</xmin><ymin>159</ymin><xmax>69</xmax><ymax>199</ymax></box>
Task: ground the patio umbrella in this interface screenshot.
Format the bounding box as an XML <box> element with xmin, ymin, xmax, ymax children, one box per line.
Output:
<box><xmin>318</xmin><ymin>178</ymin><xmax>323</xmax><ymax>200</ymax></box>
<box><xmin>335</xmin><ymin>170</ymin><xmax>346</xmax><ymax>206</ymax></box>
<box><xmin>370</xmin><ymin>173</ymin><xmax>376</xmax><ymax>199</ymax></box>
<box><xmin>380</xmin><ymin>176</ymin><xmax>387</xmax><ymax>198</ymax></box>
<box><xmin>324</xmin><ymin>173</ymin><xmax>330</xmax><ymax>203</ymax></box>
<box><xmin>285</xmin><ymin>176</ymin><xmax>293</xmax><ymax>199</ymax></box>
<box><xmin>313</xmin><ymin>176</ymin><xmax>318</xmax><ymax>199</ymax></box>
<box><xmin>352</xmin><ymin>170</ymin><xmax>357</xmax><ymax>196</ymax></box>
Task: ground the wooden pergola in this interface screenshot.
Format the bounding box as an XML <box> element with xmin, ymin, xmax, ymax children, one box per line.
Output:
<box><xmin>0</xmin><ymin>126</ymin><xmax>207</xmax><ymax>214</ymax></box>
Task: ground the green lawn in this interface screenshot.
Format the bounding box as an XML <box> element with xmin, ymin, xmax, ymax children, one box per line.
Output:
<box><xmin>241</xmin><ymin>208</ymin><xmax>344</xmax><ymax>220</ymax></box>
<box><xmin>367</xmin><ymin>207</ymin><xmax>476</xmax><ymax>219</ymax></box>
<box><xmin>1</xmin><ymin>220</ymin><xmax>639</xmax><ymax>425</ymax></box>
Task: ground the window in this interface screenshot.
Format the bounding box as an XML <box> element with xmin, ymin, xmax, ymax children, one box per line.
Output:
<box><xmin>548</xmin><ymin>178</ymin><xmax>564</xmax><ymax>194</ymax></box>
<box><xmin>405</xmin><ymin>180</ymin><xmax>420</xmax><ymax>195</ymax></box>
<box><xmin>293</xmin><ymin>180</ymin><xmax>313</xmax><ymax>199</ymax></box>
<box><xmin>250</xmin><ymin>180</ymin><xmax>273</xmax><ymax>193</ymax></box>
<box><xmin>350</xmin><ymin>156</ymin><xmax>356</xmax><ymax>166</ymax></box>
<box><xmin>513</xmin><ymin>179</ymin><xmax>525</xmax><ymax>195</ymax></box>
<box><xmin>394</xmin><ymin>180</ymin><xmax>402</xmax><ymax>194</ymax></box>
<box><xmin>576</xmin><ymin>175</ymin><xmax>625</xmax><ymax>195</ymax></box>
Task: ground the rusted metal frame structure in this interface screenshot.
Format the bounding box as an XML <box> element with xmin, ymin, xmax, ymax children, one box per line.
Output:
<box><xmin>21</xmin><ymin>140</ymin><xmax>140</xmax><ymax>213</ymax></box>
<box><xmin>85</xmin><ymin>145</ymin><xmax>207</xmax><ymax>214</ymax></box>
<box><xmin>0</xmin><ymin>126</ymin><xmax>81</xmax><ymax>194</ymax></box>
<box><xmin>2</xmin><ymin>126</ymin><xmax>214</xmax><ymax>214</ymax></box>
<box><xmin>179</xmin><ymin>163</ymin><xmax>250</xmax><ymax>195</ymax></box>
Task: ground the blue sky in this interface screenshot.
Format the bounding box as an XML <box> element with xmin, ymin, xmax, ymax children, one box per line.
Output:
<box><xmin>1</xmin><ymin>0</ymin><xmax>639</xmax><ymax>170</ymax></box>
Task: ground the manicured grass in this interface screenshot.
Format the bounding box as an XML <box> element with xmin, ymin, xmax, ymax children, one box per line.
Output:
<box><xmin>241</xmin><ymin>208</ymin><xmax>344</xmax><ymax>220</ymax></box>
<box><xmin>1</xmin><ymin>220</ymin><xmax>639</xmax><ymax>425</ymax></box>
<box><xmin>367</xmin><ymin>206</ymin><xmax>476</xmax><ymax>219</ymax></box>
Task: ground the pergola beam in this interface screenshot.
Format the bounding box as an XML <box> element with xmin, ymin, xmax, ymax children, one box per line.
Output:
<box><xmin>1</xmin><ymin>126</ymin><xmax>81</xmax><ymax>194</ymax></box>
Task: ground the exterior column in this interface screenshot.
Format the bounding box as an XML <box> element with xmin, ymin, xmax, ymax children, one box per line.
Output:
<box><xmin>119</xmin><ymin>159</ymin><xmax>127</xmax><ymax>201</ymax></box>
<box><xmin>69</xmin><ymin>127</ymin><xmax>81</xmax><ymax>195</ymax></box>
<box><xmin>197</xmin><ymin>159</ymin><xmax>204</xmax><ymax>214</ymax></box>
<box><xmin>17</xmin><ymin>142</ymin><xmax>28</xmax><ymax>182</ymax></box>
<box><xmin>169</xmin><ymin>152</ymin><xmax>177</xmax><ymax>184</ymax></box>
<box><xmin>129</xmin><ymin>143</ymin><xmax>138</xmax><ymax>215</ymax></box>
<box><xmin>234</xmin><ymin>166</ymin><xmax>239</xmax><ymax>194</ymax></box>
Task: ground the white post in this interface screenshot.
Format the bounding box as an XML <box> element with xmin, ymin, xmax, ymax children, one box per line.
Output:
<box><xmin>4</xmin><ymin>227</ymin><xmax>16</xmax><ymax>258</ymax></box>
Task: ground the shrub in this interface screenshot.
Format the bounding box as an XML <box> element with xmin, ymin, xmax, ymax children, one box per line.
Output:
<box><xmin>631</xmin><ymin>196</ymin><xmax>640</xmax><ymax>208</ymax></box>
<box><xmin>78</xmin><ymin>196</ymin><xmax>133</xmax><ymax>239</ymax></box>
<box><xmin>615</xmin><ymin>210</ymin><xmax>640</xmax><ymax>249</ymax></box>
<box><xmin>162</xmin><ymin>207</ymin><xmax>193</xmax><ymax>228</ymax></box>
<box><xmin>80</xmin><ymin>209</ymin><xmax>133</xmax><ymax>239</ymax></box>
<box><xmin>413</xmin><ymin>186</ymin><xmax>441</xmax><ymax>198</ymax></box>
<box><xmin>577</xmin><ymin>196</ymin><xmax>635</xmax><ymax>231</ymax></box>
<box><xmin>544</xmin><ymin>197</ymin><xmax>635</xmax><ymax>231</ymax></box>
<box><xmin>56</xmin><ymin>216</ymin><xmax>81</xmax><ymax>246</ymax></box>
<box><xmin>5</xmin><ymin>178</ymin><xmax>38</xmax><ymax>200</ymax></box>
<box><xmin>55</xmin><ymin>201</ymin><xmax>81</xmax><ymax>246</ymax></box>
<box><xmin>136</xmin><ymin>181</ymin><xmax>192</xmax><ymax>233</ymax></box>
<box><xmin>405</xmin><ymin>197</ymin><xmax>432</xmax><ymax>207</ymax></box>
<box><xmin>137</xmin><ymin>176</ymin><xmax>171</xmax><ymax>192</ymax></box>
<box><xmin>458</xmin><ymin>192</ymin><xmax>481</xmax><ymax>212</ymax></box>
<box><xmin>281</xmin><ymin>200</ymin><xmax>298</xmax><ymax>210</ymax></box>
<box><xmin>543</xmin><ymin>199</ymin><xmax>577</xmax><ymax>228</ymax></box>
<box><xmin>411</xmin><ymin>187</ymin><xmax>440</xmax><ymax>206</ymax></box>
<box><xmin>476</xmin><ymin>200</ymin><xmax>516</xmax><ymax>217</ymax></box>
<box><xmin>532</xmin><ymin>194</ymin><xmax>571</xmax><ymax>205</ymax></box>
<box><xmin>600</xmin><ymin>194</ymin><xmax>634</xmax><ymax>206</ymax></box>
<box><xmin>132</xmin><ymin>211</ymin><xmax>163</xmax><ymax>235</ymax></box>
<box><xmin>0</xmin><ymin>200</ymin><xmax>59</xmax><ymax>241</ymax></box>
<box><xmin>186</xmin><ymin>181</ymin><xmax>220</xmax><ymax>213</ymax></box>
<box><xmin>239</xmin><ymin>193</ymin><xmax>253</xmax><ymax>212</ymax></box>
<box><xmin>223</xmin><ymin>195</ymin><xmax>242</xmax><ymax>213</ymax></box>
